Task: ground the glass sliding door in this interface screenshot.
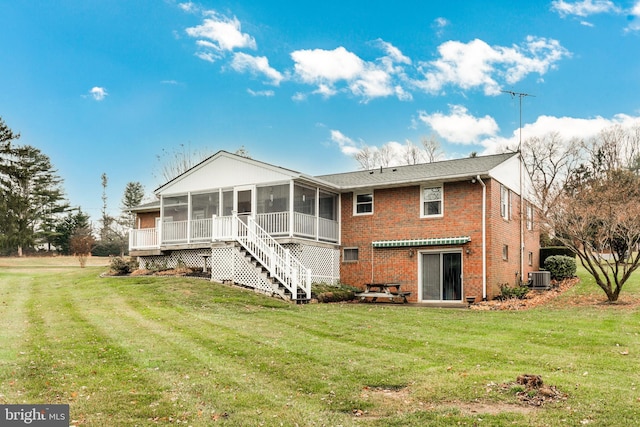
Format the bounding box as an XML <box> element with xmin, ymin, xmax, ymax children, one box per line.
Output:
<box><xmin>420</xmin><ymin>251</ymin><xmax>462</xmax><ymax>301</ymax></box>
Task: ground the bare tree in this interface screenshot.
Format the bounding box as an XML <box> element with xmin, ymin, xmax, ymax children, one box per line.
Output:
<box><xmin>375</xmin><ymin>144</ymin><xmax>395</xmax><ymax>167</ymax></box>
<box><xmin>403</xmin><ymin>139</ymin><xmax>423</xmax><ymax>165</ymax></box>
<box><xmin>549</xmin><ymin>168</ymin><xmax>640</xmax><ymax>302</ymax></box>
<box><xmin>353</xmin><ymin>145</ymin><xmax>377</xmax><ymax>170</ymax></box>
<box><xmin>582</xmin><ymin>124</ymin><xmax>640</xmax><ymax>175</ymax></box>
<box><xmin>154</xmin><ymin>143</ymin><xmax>213</xmax><ymax>184</ymax></box>
<box><xmin>421</xmin><ymin>134</ymin><xmax>444</xmax><ymax>163</ymax></box>
<box><xmin>70</xmin><ymin>226</ymin><xmax>95</xmax><ymax>268</ymax></box>
<box><xmin>521</xmin><ymin>132</ymin><xmax>581</xmax><ymax>218</ymax></box>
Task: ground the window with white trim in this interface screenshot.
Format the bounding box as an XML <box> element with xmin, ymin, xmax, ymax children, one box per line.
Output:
<box><xmin>421</xmin><ymin>185</ymin><xmax>443</xmax><ymax>217</ymax></box>
<box><xmin>526</xmin><ymin>203</ymin><xmax>534</xmax><ymax>231</ymax></box>
<box><xmin>500</xmin><ymin>185</ymin><xmax>510</xmax><ymax>220</ymax></box>
<box><xmin>354</xmin><ymin>192</ymin><xmax>373</xmax><ymax>215</ymax></box>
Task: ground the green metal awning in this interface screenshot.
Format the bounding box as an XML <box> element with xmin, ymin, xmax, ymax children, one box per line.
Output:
<box><xmin>372</xmin><ymin>236</ymin><xmax>471</xmax><ymax>248</ymax></box>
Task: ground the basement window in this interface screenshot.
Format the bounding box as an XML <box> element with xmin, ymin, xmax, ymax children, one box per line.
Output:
<box><xmin>343</xmin><ymin>248</ymin><xmax>359</xmax><ymax>262</ymax></box>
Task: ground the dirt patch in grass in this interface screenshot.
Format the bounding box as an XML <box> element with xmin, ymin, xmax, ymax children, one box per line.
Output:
<box><xmin>354</xmin><ymin>384</ymin><xmax>537</xmax><ymax>419</ymax></box>
<box><xmin>493</xmin><ymin>374</ymin><xmax>568</xmax><ymax>407</ymax></box>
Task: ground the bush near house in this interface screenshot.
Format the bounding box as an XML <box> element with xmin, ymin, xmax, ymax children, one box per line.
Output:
<box><xmin>498</xmin><ymin>283</ymin><xmax>530</xmax><ymax>300</ymax></box>
<box><xmin>108</xmin><ymin>256</ymin><xmax>138</xmax><ymax>275</ymax></box>
<box><xmin>540</xmin><ymin>246</ymin><xmax>575</xmax><ymax>265</ymax></box>
<box><xmin>544</xmin><ymin>255</ymin><xmax>577</xmax><ymax>280</ymax></box>
<box><xmin>312</xmin><ymin>283</ymin><xmax>359</xmax><ymax>302</ymax></box>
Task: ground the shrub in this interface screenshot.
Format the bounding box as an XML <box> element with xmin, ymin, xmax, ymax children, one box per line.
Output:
<box><xmin>540</xmin><ymin>246</ymin><xmax>575</xmax><ymax>266</ymax></box>
<box><xmin>109</xmin><ymin>256</ymin><xmax>138</xmax><ymax>275</ymax></box>
<box><xmin>543</xmin><ymin>255</ymin><xmax>577</xmax><ymax>280</ymax></box>
<box><xmin>498</xmin><ymin>283</ymin><xmax>529</xmax><ymax>300</ymax></box>
<box><xmin>312</xmin><ymin>283</ymin><xmax>359</xmax><ymax>303</ymax></box>
<box><xmin>92</xmin><ymin>241</ymin><xmax>124</xmax><ymax>257</ymax></box>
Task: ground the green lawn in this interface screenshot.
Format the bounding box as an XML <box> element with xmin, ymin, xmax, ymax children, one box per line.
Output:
<box><xmin>1</xmin><ymin>258</ymin><xmax>639</xmax><ymax>426</ymax></box>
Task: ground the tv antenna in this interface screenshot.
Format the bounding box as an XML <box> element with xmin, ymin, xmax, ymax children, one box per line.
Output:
<box><xmin>501</xmin><ymin>90</ymin><xmax>535</xmax><ymax>152</ymax></box>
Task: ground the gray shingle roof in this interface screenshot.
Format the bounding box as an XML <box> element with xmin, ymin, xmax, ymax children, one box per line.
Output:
<box><xmin>316</xmin><ymin>152</ymin><xmax>517</xmax><ymax>189</ymax></box>
<box><xmin>129</xmin><ymin>200</ymin><xmax>160</xmax><ymax>212</ymax></box>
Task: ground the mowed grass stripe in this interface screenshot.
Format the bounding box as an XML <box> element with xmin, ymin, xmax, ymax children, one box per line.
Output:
<box><xmin>2</xmin><ymin>260</ymin><xmax>640</xmax><ymax>426</ymax></box>
<box><xmin>66</xmin><ymin>276</ymin><xmax>353</xmax><ymax>424</ymax></box>
<box><xmin>20</xmin><ymin>277</ymin><xmax>187</xmax><ymax>425</ymax></box>
<box><xmin>0</xmin><ymin>271</ymin><xmax>33</xmax><ymax>403</ymax></box>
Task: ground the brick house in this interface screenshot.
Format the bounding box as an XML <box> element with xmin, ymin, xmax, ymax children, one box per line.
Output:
<box><xmin>129</xmin><ymin>150</ymin><xmax>539</xmax><ymax>303</ymax></box>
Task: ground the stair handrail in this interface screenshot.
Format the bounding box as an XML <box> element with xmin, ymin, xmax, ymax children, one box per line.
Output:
<box><xmin>231</xmin><ymin>214</ymin><xmax>311</xmax><ymax>300</ymax></box>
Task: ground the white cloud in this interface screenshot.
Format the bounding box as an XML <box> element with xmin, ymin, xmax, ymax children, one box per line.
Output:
<box><xmin>178</xmin><ymin>2</ymin><xmax>198</xmax><ymax>13</ymax></box>
<box><xmin>375</xmin><ymin>39</ymin><xmax>411</xmax><ymax>66</ymax></box>
<box><xmin>551</xmin><ymin>0</ymin><xmax>621</xmax><ymax>17</ymax></box>
<box><xmin>292</xmin><ymin>47</ymin><xmax>364</xmax><ymax>84</ymax></box>
<box><xmin>291</xmin><ymin>92</ymin><xmax>307</xmax><ymax>102</ymax></box>
<box><xmin>433</xmin><ymin>17</ymin><xmax>449</xmax><ymax>37</ymax></box>
<box><xmin>419</xmin><ymin>105</ymin><xmax>499</xmax><ymax>144</ymax></box>
<box><xmin>481</xmin><ymin>113</ymin><xmax>640</xmax><ymax>153</ymax></box>
<box><xmin>291</xmin><ymin>42</ymin><xmax>412</xmax><ymax>101</ymax></box>
<box><xmin>415</xmin><ymin>37</ymin><xmax>570</xmax><ymax>95</ymax></box>
<box><xmin>185</xmin><ymin>10</ymin><xmax>256</xmax><ymax>62</ymax></box>
<box><xmin>247</xmin><ymin>88</ymin><xmax>275</xmax><ymax>97</ymax></box>
<box><xmin>626</xmin><ymin>1</ymin><xmax>640</xmax><ymax>31</ymax></box>
<box><xmin>231</xmin><ymin>52</ymin><xmax>284</xmax><ymax>85</ymax></box>
<box><xmin>330</xmin><ymin>130</ymin><xmax>360</xmax><ymax>155</ymax></box>
<box><xmin>88</xmin><ymin>86</ymin><xmax>108</xmax><ymax>101</ymax></box>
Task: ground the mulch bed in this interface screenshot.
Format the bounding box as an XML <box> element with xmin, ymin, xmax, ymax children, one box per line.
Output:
<box><xmin>471</xmin><ymin>277</ymin><xmax>640</xmax><ymax>310</ymax></box>
<box><xmin>471</xmin><ymin>278</ymin><xmax>578</xmax><ymax>311</ymax></box>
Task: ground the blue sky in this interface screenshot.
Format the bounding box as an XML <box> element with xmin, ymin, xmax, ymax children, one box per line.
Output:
<box><xmin>1</xmin><ymin>0</ymin><xmax>640</xmax><ymax>220</ymax></box>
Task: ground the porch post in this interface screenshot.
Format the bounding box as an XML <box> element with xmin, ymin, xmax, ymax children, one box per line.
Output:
<box><xmin>211</xmin><ymin>214</ymin><xmax>217</xmax><ymax>241</ymax></box>
<box><xmin>289</xmin><ymin>181</ymin><xmax>294</xmax><ymax>238</ymax></box>
<box><xmin>187</xmin><ymin>192</ymin><xmax>192</xmax><ymax>244</ymax></box>
<box><xmin>315</xmin><ymin>187</ymin><xmax>320</xmax><ymax>241</ymax></box>
<box><xmin>231</xmin><ymin>210</ymin><xmax>238</xmax><ymax>240</ymax></box>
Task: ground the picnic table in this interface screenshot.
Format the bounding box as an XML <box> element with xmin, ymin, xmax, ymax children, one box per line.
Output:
<box><xmin>355</xmin><ymin>283</ymin><xmax>411</xmax><ymax>303</ymax></box>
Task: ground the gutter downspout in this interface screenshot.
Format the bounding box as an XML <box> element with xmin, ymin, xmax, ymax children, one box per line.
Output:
<box><xmin>476</xmin><ymin>175</ymin><xmax>487</xmax><ymax>301</ymax></box>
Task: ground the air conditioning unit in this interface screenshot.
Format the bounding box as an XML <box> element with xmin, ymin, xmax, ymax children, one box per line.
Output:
<box><xmin>528</xmin><ymin>271</ymin><xmax>551</xmax><ymax>289</ymax></box>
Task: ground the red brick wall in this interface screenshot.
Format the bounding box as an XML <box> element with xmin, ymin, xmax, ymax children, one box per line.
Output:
<box><xmin>339</xmin><ymin>179</ymin><xmax>539</xmax><ymax>302</ymax></box>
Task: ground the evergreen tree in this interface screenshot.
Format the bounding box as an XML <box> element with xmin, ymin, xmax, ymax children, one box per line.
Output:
<box><xmin>120</xmin><ymin>181</ymin><xmax>144</xmax><ymax>229</ymax></box>
<box><xmin>0</xmin><ymin>124</ymin><xmax>68</xmax><ymax>255</ymax></box>
<box><xmin>53</xmin><ymin>209</ymin><xmax>91</xmax><ymax>255</ymax></box>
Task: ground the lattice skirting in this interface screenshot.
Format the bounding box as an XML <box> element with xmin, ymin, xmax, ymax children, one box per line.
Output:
<box><xmin>280</xmin><ymin>243</ymin><xmax>340</xmax><ymax>284</ymax></box>
<box><xmin>136</xmin><ymin>242</ymin><xmax>340</xmax><ymax>286</ymax></box>
<box><xmin>209</xmin><ymin>246</ymin><xmax>276</xmax><ymax>295</ymax></box>
<box><xmin>137</xmin><ymin>249</ymin><xmax>211</xmax><ymax>271</ymax></box>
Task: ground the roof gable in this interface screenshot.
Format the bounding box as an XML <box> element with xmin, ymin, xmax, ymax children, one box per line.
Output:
<box><xmin>156</xmin><ymin>151</ymin><xmax>305</xmax><ymax>195</ymax></box>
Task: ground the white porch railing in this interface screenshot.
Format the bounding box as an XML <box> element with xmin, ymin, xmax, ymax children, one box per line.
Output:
<box><xmin>217</xmin><ymin>214</ymin><xmax>312</xmax><ymax>301</ymax></box>
<box><xmin>191</xmin><ymin>218</ymin><xmax>213</xmax><ymax>241</ymax></box>
<box><xmin>129</xmin><ymin>212</ymin><xmax>339</xmax><ymax>250</ymax></box>
<box><xmin>294</xmin><ymin>212</ymin><xmax>316</xmax><ymax>239</ymax></box>
<box><xmin>162</xmin><ymin>220</ymin><xmax>188</xmax><ymax>243</ymax></box>
<box><xmin>319</xmin><ymin>217</ymin><xmax>339</xmax><ymax>242</ymax></box>
<box><xmin>256</xmin><ymin>212</ymin><xmax>289</xmax><ymax>236</ymax></box>
<box><xmin>129</xmin><ymin>228</ymin><xmax>158</xmax><ymax>249</ymax></box>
